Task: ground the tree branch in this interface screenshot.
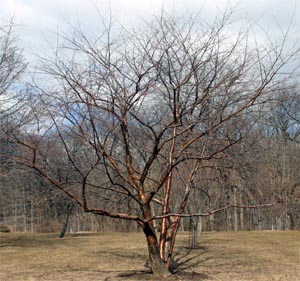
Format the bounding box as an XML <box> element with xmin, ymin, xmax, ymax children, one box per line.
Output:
<box><xmin>147</xmin><ymin>200</ymin><xmax>283</xmax><ymax>222</ymax></box>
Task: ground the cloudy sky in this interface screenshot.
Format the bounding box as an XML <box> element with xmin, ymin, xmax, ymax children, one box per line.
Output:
<box><xmin>0</xmin><ymin>0</ymin><xmax>299</xmax><ymax>61</ymax></box>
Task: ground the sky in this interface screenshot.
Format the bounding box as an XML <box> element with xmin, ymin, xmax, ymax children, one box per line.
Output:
<box><xmin>0</xmin><ymin>0</ymin><xmax>299</xmax><ymax>62</ymax></box>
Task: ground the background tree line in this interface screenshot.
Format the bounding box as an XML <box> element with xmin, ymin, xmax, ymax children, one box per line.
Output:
<box><xmin>1</xmin><ymin>99</ymin><xmax>300</xmax><ymax>233</ymax></box>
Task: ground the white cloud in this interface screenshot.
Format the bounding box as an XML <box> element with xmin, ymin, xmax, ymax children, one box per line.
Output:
<box><xmin>0</xmin><ymin>0</ymin><xmax>299</xmax><ymax>64</ymax></box>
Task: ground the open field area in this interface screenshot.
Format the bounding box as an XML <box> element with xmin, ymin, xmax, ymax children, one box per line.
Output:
<box><xmin>0</xmin><ymin>231</ymin><xmax>299</xmax><ymax>281</ymax></box>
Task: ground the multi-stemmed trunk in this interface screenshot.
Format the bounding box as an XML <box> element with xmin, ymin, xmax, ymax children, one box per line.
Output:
<box><xmin>141</xmin><ymin>203</ymin><xmax>171</xmax><ymax>277</ymax></box>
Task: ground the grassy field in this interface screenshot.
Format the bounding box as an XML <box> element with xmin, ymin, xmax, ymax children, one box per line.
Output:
<box><xmin>0</xmin><ymin>231</ymin><xmax>299</xmax><ymax>281</ymax></box>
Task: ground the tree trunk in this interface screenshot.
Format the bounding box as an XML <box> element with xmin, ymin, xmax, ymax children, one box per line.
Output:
<box><xmin>59</xmin><ymin>204</ymin><xmax>73</xmax><ymax>238</ymax></box>
<box><xmin>257</xmin><ymin>208</ymin><xmax>262</xmax><ymax>231</ymax></box>
<box><xmin>30</xmin><ymin>199</ymin><xmax>34</xmax><ymax>233</ymax></box>
<box><xmin>165</xmin><ymin>216</ymin><xmax>178</xmax><ymax>270</ymax></box>
<box><xmin>190</xmin><ymin>218</ymin><xmax>198</xmax><ymax>249</ymax></box>
<box><xmin>288</xmin><ymin>213</ymin><xmax>295</xmax><ymax>230</ymax></box>
<box><xmin>143</xmin><ymin>223</ymin><xmax>170</xmax><ymax>277</ymax></box>
<box><xmin>197</xmin><ymin>217</ymin><xmax>202</xmax><ymax>236</ymax></box>
<box><xmin>14</xmin><ymin>200</ymin><xmax>17</xmax><ymax>232</ymax></box>
<box><xmin>240</xmin><ymin>195</ymin><xmax>244</xmax><ymax>230</ymax></box>
<box><xmin>233</xmin><ymin>187</ymin><xmax>238</xmax><ymax>231</ymax></box>
<box><xmin>142</xmin><ymin>203</ymin><xmax>170</xmax><ymax>277</ymax></box>
<box><xmin>23</xmin><ymin>187</ymin><xmax>27</xmax><ymax>232</ymax></box>
<box><xmin>209</xmin><ymin>213</ymin><xmax>215</xmax><ymax>231</ymax></box>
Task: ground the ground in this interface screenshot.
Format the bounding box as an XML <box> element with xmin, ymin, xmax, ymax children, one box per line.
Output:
<box><xmin>0</xmin><ymin>231</ymin><xmax>299</xmax><ymax>280</ymax></box>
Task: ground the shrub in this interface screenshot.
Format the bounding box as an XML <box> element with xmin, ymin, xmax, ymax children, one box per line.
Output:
<box><xmin>0</xmin><ymin>224</ymin><xmax>11</xmax><ymax>232</ymax></box>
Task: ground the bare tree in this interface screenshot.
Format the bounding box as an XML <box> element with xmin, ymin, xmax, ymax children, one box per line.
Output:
<box><xmin>7</xmin><ymin>10</ymin><xmax>299</xmax><ymax>276</ymax></box>
<box><xmin>263</xmin><ymin>85</ymin><xmax>300</xmax><ymax>229</ymax></box>
<box><xmin>0</xmin><ymin>18</ymin><xmax>26</xmax><ymax>118</ymax></box>
<box><xmin>0</xmin><ymin>18</ymin><xmax>27</xmax><ymax>231</ymax></box>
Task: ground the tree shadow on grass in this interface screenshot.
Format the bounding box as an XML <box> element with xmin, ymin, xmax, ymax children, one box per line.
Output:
<box><xmin>104</xmin><ymin>245</ymin><xmax>210</xmax><ymax>280</ymax></box>
<box><xmin>105</xmin><ymin>270</ymin><xmax>208</xmax><ymax>281</ymax></box>
<box><xmin>171</xmin><ymin>246</ymin><xmax>210</xmax><ymax>272</ymax></box>
<box><xmin>169</xmin><ymin>245</ymin><xmax>211</xmax><ymax>279</ymax></box>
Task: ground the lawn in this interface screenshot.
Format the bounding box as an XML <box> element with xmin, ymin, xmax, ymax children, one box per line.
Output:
<box><xmin>0</xmin><ymin>231</ymin><xmax>299</xmax><ymax>280</ymax></box>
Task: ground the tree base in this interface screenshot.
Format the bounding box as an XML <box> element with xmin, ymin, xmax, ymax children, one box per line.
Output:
<box><xmin>108</xmin><ymin>270</ymin><xmax>206</xmax><ymax>280</ymax></box>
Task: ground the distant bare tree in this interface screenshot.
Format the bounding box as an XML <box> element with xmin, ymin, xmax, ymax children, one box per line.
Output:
<box><xmin>7</xmin><ymin>9</ymin><xmax>299</xmax><ymax>277</ymax></box>
<box><xmin>0</xmin><ymin>18</ymin><xmax>27</xmax><ymax>232</ymax></box>
<box><xmin>0</xmin><ymin>18</ymin><xmax>26</xmax><ymax>118</ymax></box>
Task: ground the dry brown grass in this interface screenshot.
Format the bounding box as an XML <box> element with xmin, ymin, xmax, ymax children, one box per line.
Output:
<box><xmin>0</xmin><ymin>231</ymin><xmax>299</xmax><ymax>280</ymax></box>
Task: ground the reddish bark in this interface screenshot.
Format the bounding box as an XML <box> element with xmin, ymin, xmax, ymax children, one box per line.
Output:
<box><xmin>142</xmin><ymin>203</ymin><xmax>170</xmax><ymax>277</ymax></box>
